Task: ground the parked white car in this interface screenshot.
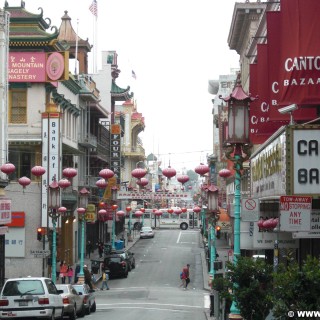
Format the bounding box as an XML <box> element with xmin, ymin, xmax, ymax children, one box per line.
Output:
<box><xmin>0</xmin><ymin>277</ymin><xmax>64</xmax><ymax>319</ymax></box>
<box><xmin>140</xmin><ymin>226</ymin><xmax>155</xmax><ymax>239</ymax></box>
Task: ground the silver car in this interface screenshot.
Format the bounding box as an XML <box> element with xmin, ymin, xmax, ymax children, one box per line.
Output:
<box><xmin>56</xmin><ymin>284</ymin><xmax>85</xmax><ymax>319</ymax></box>
<box><xmin>140</xmin><ymin>226</ymin><xmax>155</xmax><ymax>239</ymax></box>
<box><xmin>73</xmin><ymin>283</ymin><xmax>96</xmax><ymax>315</ymax></box>
<box><xmin>0</xmin><ymin>277</ymin><xmax>64</xmax><ymax>319</ymax></box>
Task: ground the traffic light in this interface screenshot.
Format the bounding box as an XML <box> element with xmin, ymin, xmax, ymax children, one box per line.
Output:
<box><xmin>215</xmin><ymin>226</ymin><xmax>221</xmax><ymax>239</ymax></box>
<box><xmin>37</xmin><ymin>227</ymin><xmax>43</xmax><ymax>241</ymax></box>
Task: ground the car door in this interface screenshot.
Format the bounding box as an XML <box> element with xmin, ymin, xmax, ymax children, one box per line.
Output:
<box><xmin>45</xmin><ymin>279</ymin><xmax>63</xmax><ymax>316</ymax></box>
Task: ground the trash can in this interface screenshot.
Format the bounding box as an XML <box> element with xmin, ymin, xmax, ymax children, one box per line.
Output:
<box><xmin>115</xmin><ymin>240</ymin><xmax>124</xmax><ymax>250</ymax></box>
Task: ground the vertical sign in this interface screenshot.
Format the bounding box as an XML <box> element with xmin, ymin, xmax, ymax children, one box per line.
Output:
<box><xmin>0</xmin><ymin>199</ymin><xmax>11</xmax><ymax>224</ymax></box>
<box><xmin>280</xmin><ymin>195</ymin><xmax>312</xmax><ymax>231</ymax></box>
<box><xmin>42</xmin><ymin>111</ymin><xmax>62</xmax><ymax>227</ymax></box>
<box><xmin>110</xmin><ymin>124</ymin><xmax>121</xmax><ymax>184</ymax></box>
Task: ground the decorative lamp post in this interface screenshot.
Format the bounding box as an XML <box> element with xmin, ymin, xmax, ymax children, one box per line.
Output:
<box><xmin>193</xmin><ymin>206</ymin><xmax>201</xmax><ymax>230</ymax></box>
<box><xmin>111</xmin><ymin>198</ymin><xmax>118</xmax><ymax>250</ymax></box>
<box><xmin>126</xmin><ymin>206</ymin><xmax>133</xmax><ymax>240</ymax></box>
<box><xmin>48</xmin><ymin>177</ymin><xmax>60</xmax><ymax>284</ymax></box>
<box><xmin>220</xmin><ymin>73</ymin><xmax>255</xmax><ymax>319</ymax></box>
<box><xmin>78</xmin><ymin>187</ymin><xmax>89</xmax><ymax>283</ymax></box>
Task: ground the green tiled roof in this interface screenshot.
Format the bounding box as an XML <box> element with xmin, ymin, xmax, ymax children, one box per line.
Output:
<box><xmin>111</xmin><ymin>80</ymin><xmax>133</xmax><ymax>101</ymax></box>
<box><xmin>5</xmin><ymin>4</ymin><xmax>60</xmax><ymax>47</ymax></box>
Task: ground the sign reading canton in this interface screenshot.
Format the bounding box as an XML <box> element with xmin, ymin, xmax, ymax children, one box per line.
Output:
<box><xmin>42</xmin><ymin>111</ymin><xmax>62</xmax><ymax>227</ymax></box>
<box><xmin>110</xmin><ymin>124</ymin><xmax>121</xmax><ymax>183</ymax></box>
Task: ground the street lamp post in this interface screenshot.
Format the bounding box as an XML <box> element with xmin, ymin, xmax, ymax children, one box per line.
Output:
<box><xmin>220</xmin><ymin>74</ymin><xmax>255</xmax><ymax>319</ymax></box>
<box><xmin>111</xmin><ymin>186</ymin><xmax>118</xmax><ymax>250</ymax></box>
<box><xmin>48</xmin><ymin>178</ymin><xmax>60</xmax><ymax>284</ymax></box>
<box><xmin>77</xmin><ymin>187</ymin><xmax>89</xmax><ymax>284</ymax></box>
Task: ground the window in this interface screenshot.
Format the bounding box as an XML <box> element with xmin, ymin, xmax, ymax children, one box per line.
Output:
<box><xmin>9</xmin><ymin>89</ymin><xmax>27</xmax><ymax>123</ymax></box>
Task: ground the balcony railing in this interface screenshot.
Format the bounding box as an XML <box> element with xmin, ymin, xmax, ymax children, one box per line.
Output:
<box><xmin>78</xmin><ymin>133</ymin><xmax>98</xmax><ymax>148</ymax></box>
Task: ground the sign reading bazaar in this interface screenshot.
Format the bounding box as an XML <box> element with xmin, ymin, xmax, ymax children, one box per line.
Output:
<box><xmin>249</xmin><ymin>0</ymin><xmax>319</xmax><ymax>144</ymax></box>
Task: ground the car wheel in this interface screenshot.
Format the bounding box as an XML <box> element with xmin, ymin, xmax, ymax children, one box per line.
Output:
<box><xmin>91</xmin><ymin>301</ymin><xmax>97</xmax><ymax>312</ymax></box>
<box><xmin>78</xmin><ymin>303</ymin><xmax>86</xmax><ymax>318</ymax></box>
<box><xmin>69</xmin><ymin>305</ymin><xmax>77</xmax><ymax>320</ymax></box>
<box><xmin>86</xmin><ymin>303</ymin><xmax>91</xmax><ymax>315</ymax></box>
<box><xmin>180</xmin><ymin>222</ymin><xmax>188</xmax><ymax>230</ymax></box>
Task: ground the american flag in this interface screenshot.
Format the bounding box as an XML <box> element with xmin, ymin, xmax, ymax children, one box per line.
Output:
<box><xmin>89</xmin><ymin>0</ymin><xmax>98</xmax><ymax>17</ymax></box>
<box><xmin>132</xmin><ymin>70</ymin><xmax>137</xmax><ymax>79</ymax></box>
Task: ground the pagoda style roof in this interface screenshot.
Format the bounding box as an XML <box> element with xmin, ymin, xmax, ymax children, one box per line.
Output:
<box><xmin>111</xmin><ymin>80</ymin><xmax>134</xmax><ymax>101</ymax></box>
<box><xmin>219</xmin><ymin>74</ymin><xmax>257</xmax><ymax>103</ymax></box>
<box><xmin>58</xmin><ymin>11</ymin><xmax>91</xmax><ymax>53</ymax></box>
<box><xmin>5</xmin><ymin>2</ymin><xmax>62</xmax><ymax>49</ymax></box>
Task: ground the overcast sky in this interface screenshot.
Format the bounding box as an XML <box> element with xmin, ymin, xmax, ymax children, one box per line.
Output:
<box><xmin>11</xmin><ymin>0</ymin><xmax>240</xmax><ymax>171</ymax></box>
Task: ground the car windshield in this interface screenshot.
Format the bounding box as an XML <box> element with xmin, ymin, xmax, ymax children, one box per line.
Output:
<box><xmin>73</xmin><ymin>285</ymin><xmax>84</xmax><ymax>294</ymax></box>
<box><xmin>56</xmin><ymin>285</ymin><xmax>69</xmax><ymax>293</ymax></box>
<box><xmin>3</xmin><ymin>280</ymin><xmax>45</xmax><ymax>296</ymax></box>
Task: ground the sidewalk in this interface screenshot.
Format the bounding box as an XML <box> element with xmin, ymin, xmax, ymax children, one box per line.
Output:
<box><xmin>200</xmin><ymin>233</ymin><xmax>230</xmax><ymax>320</ymax></box>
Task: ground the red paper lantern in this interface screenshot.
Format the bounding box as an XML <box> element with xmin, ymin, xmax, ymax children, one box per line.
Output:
<box><xmin>58</xmin><ymin>207</ymin><xmax>67</xmax><ymax>214</ymax></box>
<box><xmin>112</xmin><ymin>204</ymin><xmax>118</xmax><ymax>210</ymax></box>
<box><xmin>31</xmin><ymin>166</ymin><xmax>46</xmax><ymax>177</ymax></box>
<box><xmin>96</xmin><ymin>178</ymin><xmax>108</xmax><ymax>189</ymax></box>
<box><xmin>99</xmin><ymin>202</ymin><xmax>105</xmax><ymax>209</ymax></box>
<box><xmin>62</xmin><ymin>167</ymin><xmax>77</xmax><ymax>179</ymax></box>
<box><xmin>174</xmin><ymin>208</ymin><xmax>182</xmax><ymax>215</ymax></box>
<box><xmin>162</xmin><ymin>166</ymin><xmax>176</xmax><ymax>179</ymax></box>
<box><xmin>58</xmin><ymin>178</ymin><xmax>71</xmax><ymax>189</ymax></box>
<box><xmin>167</xmin><ymin>208</ymin><xmax>174</xmax><ymax>214</ymax></box>
<box><xmin>177</xmin><ymin>174</ymin><xmax>189</xmax><ymax>185</ymax></box>
<box><xmin>125</xmin><ymin>206</ymin><xmax>131</xmax><ymax>212</ymax></box>
<box><xmin>98</xmin><ymin>209</ymin><xmax>107</xmax><ymax>216</ymax></box>
<box><xmin>131</xmin><ymin>168</ymin><xmax>147</xmax><ymax>179</ymax></box>
<box><xmin>155</xmin><ymin>210</ymin><xmax>163</xmax><ymax>216</ymax></box>
<box><xmin>99</xmin><ymin>168</ymin><xmax>114</xmax><ymax>180</ymax></box>
<box><xmin>193</xmin><ymin>206</ymin><xmax>201</xmax><ymax>213</ymax></box>
<box><xmin>195</xmin><ymin>163</ymin><xmax>209</xmax><ymax>176</ymax></box>
<box><xmin>137</xmin><ymin>178</ymin><xmax>149</xmax><ymax>187</ymax></box>
<box><xmin>135</xmin><ymin>210</ymin><xmax>143</xmax><ymax>217</ymax></box>
<box><xmin>0</xmin><ymin>163</ymin><xmax>15</xmax><ymax>175</ymax></box>
<box><xmin>18</xmin><ymin>176</ymin><xmax>31</xmax><ymax>188</ymax></box>
<box><xmin>116</xmin><ymin>210</ymin><xmax>125</xmax><ymax>217</ymax></box>
<box><xmin>188</xmin><ymin>185</ymin><xmax>192</xmax><ymax>190</ymax></box>
<box><xmin>219</xmin><ymin>168</ymin><xmax>232</xmax><ymax>178</ymax></box>
<box><xmin>181</xmin><ymin>207</ymin><xmax>187</xmax><ymax>213</ymax></box>
<box><xmin>77</xmin><ymin>207</ymin><xmax>86</xmax><ymax>215</ymax></box>
<box><xmin>257</xmin><ymin>219</ymin><xmax>264</xmax><ymax>228</ymax></box>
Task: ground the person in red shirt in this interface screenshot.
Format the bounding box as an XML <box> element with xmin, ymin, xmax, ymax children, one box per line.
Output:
<box><xmin>181</xmin><ymin>264</ymin><xmax>190</xmax><ymax>289</ymax></box>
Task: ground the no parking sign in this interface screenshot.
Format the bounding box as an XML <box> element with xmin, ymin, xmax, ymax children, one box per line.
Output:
<box><xmin>241</xmin><ymin>198</ymin><xmax>259</xmax><ymax>221</ymax></box>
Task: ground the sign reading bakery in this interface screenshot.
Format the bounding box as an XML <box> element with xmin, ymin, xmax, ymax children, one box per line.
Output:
<box><xmin>292</xmin><ymin>126</ymin><xmax>320</xmax><ymax>195</ymax></box>
<box><xmin>9</xmin><ymin>52</ymin><xmax>69</xmax><ymax>82</ymax></box>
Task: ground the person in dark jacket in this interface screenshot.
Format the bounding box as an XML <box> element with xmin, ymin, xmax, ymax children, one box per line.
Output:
<box><xmin>84</xmin><ymin>265</ymin><xmax>93</xmax><ymax>290</ymax></box>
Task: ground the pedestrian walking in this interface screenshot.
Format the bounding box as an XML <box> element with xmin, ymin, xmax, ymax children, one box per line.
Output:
<box><xmin>84</xmin><ymin>265</ymin><xmax>93</xmax><ymax>290</ymax></box>
<box><xmin>56</xmin><ymin>260</ymin><xmax>61</xmax><ymax>281</ymax></box>
<box><xmin>100</xmin><ymin>270</ymin><xmax>110</xmax><ymax>290</ymax></box>
<box><xmin>86</xmin><ymin>240</ymin><xmax>93</xmax><ymax>258</ymax></box>
<box><xmin>180</xmin><ymin>264</ymin><xmax>190</xmax><ymax>289</ymax></box>
<box><xmin>67</xmin><ymin>266</ymin><xmax>73</xmax><ymax>284</ymax></box>
<box><xmin>97</xmin><ymin>240</ymin><xmax>103</xmax><ymax>258</ymax></box>
<box><xmin>179</xmin><ymin>269</ymin><xmax>187</xmax><ymax>288</ymax></box>
<box><xmin>60</xmin><ymin>261</ymin><xmax>68</xmax><ymax>284</ymax></box>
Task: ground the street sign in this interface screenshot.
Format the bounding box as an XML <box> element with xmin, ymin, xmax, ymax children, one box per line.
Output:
<box><xmin>30</xmin><ymin>249</ymin><xmax>50</xmax><ymax>258</ymax></box>
<box><xmin>292</xmin><ymin>210</ymin><xmax>320</xmax><ymax>238</ymax></box>
<box><xmin>280</xmin><ymin>195</ymin><xmax>312</xmax><ymax>231</ymax></box>
<box><xmin>241</xmin><ymin>198</ymin><xmax>259</xmax><ymax>221</ymax></box>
